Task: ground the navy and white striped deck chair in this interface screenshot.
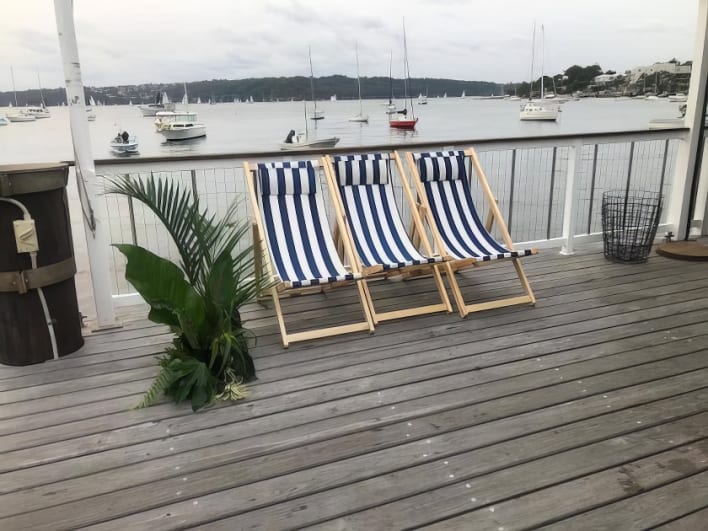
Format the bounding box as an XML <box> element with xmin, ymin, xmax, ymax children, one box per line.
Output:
<box><xmin>244</xmin><ymin>160</ymin><xmax>374</xmax><ymax>347</ymax></box>
<box><xmin>326</xmin><ymin>153</ymin><xmax>451</xmax><ymax>323</ymax></box>
<box><xmin>405</xmin><ymin>148</ymin><xmax>537</xmax><ymax>317</ymax></box>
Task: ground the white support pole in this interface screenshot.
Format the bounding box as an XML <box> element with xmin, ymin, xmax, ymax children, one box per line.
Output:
<box><xmin>54</xmin><ymin>0</ymin><xmax>118</xmax><ymax>329</ymax></box>
<box><xmin>560</xmin><ymin>140</ymin><xmax>583</xmax><ymax>255</ymax></box>
<box><xmin>666</xmin><ymin>0</ymin><xmax>708</xmax><ymax>239</ymax></box>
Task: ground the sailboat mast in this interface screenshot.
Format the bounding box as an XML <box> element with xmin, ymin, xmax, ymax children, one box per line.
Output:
<box><xmin>388</xmin><ymin>50</ymin><xmax>393</xmax><ymax>105</ymax></box>
<box><xmin>10</xmin><ymin>67</ymin><xmax>18</xmax><ymax>106</ymax></box>
<box><xmin>37</xmin><ymin>72</ymin><xmax>46</xmax><ymax>107</ymax></box>
<box><xmin>309</xmin><ymin>46</ymin><xmax>317</xmax><ymax>114</ymax></box>
<box><xmin>540</xmin><ymin>24</ymin><xmax>545</xmax><ymax>100</ymax></box>
<box><xmin>355</xmin><ymin>41</ymin><xmax>363</xmax><ymax>114</ymax></box>
<box><xmin>402</xmin><ymin>17</ymin><xmax>414</xmax><ymax>116</ymax></box>
<box><xmin>529</xmin><ymin>22</ymin><xmax>536</xmax><ymax>101</ymax></box>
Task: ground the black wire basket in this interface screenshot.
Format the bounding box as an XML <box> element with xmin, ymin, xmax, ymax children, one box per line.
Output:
<box><xmin>601</xmin><ymin>190</ymin><xmax>663</xmax><ymax>264</ymax></box>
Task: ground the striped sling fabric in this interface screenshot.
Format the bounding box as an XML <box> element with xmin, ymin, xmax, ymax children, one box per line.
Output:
<box><xmin>332</xmin><ymin>153</ymin><xmax>442</xmax><ymax>270</ymax></box>
<box><xmin>413</xmin><ymin>151</ymin><xmax>535</xmax><ymax>261</ymax></box>
<box><xmin>257</xmin><ymin>160</ymin><xmax>357</xmax><ymax>288</ymax></box>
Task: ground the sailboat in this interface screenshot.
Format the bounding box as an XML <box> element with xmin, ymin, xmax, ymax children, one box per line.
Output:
<box><xmin>6</xmin><ymin>67</ymin><xmax>36</xmax><ymax>122</ymax></box>
<box><xmin>519</xmin><ymin>23</ymin><xmax>559</xmax><ymax>122</ymax></box>
<box><xmin>20</xmin><ymin>72</ymin><xmax>52</xmax><ymax>119</ymax></box>
<box><xmin>389</xmin><ymin>18</ymin><xmax>418</xmax><ymax>130</ymax></box>
<box><xmin>349</xmin><ymin>42</ymin><xmax>369</xmax><ymax>123</ymax></box>
<box><xmin>418</xmin><ymin>90</ymin><xmax>428</xmax><ymax>105</ymax></box>
<box><xmin>385</xmin><ymin>51</ymin><xmax>404</xmax><ymax>115</ymax></box>
<box><xmin>86</xmin><ymin>95</ymin><xmax>96</xmax><ymax>121</ymax></box>
<box><xmin>308</xmin><ymin>47</ymin><xmax>324</xmax><ymax>120</ymax></box>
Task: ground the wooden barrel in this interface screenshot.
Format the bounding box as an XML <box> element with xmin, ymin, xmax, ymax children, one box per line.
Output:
<box><xmin>0</xmin><ymin>163</ymin><xmax>84</xmax><ymax>365</ymax></box>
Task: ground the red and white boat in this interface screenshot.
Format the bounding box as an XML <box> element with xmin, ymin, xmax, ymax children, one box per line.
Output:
<box><xmin>389</xmin><ymin>115</ymin><xmax>418</xmax><ymax>130</ymax></box>
<box><xmin>389</xmin><ymin>18</ymin><xmax>418</xmax><ymax>131</ymax></box>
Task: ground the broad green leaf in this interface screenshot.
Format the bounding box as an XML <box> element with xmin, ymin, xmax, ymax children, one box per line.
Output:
<box><xmin>114</xmin><ymin>244</ymin><xmax>206</xmax><ymax>346</ymax></box>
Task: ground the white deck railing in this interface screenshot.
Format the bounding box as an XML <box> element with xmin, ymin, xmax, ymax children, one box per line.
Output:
<box><xmin>90</xmin><ymin>128</ymin><xmax>688</xmax><ymax>302</ymax></box>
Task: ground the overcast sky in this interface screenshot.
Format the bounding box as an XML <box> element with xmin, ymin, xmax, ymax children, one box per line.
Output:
<box><xmin>0</xmin><ymin>0</ymin><xmax>699</xmax><ymax>91</ymax></box>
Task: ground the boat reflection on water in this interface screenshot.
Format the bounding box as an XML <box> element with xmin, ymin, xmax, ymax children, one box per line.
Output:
<box><xmin>160</xmin><ymin>136</ymin><xmax>208</xmax><ymax>153</ymax></box>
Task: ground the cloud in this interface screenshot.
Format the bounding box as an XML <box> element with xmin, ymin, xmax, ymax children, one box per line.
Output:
<box><xmin>0</xmin><ymin>0</ymin><xmax>699</xmax><ymax>91</ymax></box>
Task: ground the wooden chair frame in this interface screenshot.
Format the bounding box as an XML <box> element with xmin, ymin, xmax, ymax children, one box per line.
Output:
<box><xmin>243</xmin><ymin>161</ymin><xmax>375</xmax><ymax>348</ymax></box>
<box><xmin>322</xmin><ymin>154</ymin><xmax>452</xmax><ymax>325</ymax></box>
<box><xmin>400</xmin><ymin>148</ymin><xmax>537</xmax><ymax>317</ymax></box>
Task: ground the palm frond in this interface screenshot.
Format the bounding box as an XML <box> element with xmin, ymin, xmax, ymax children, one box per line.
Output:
<box><xmin>134</xmin><ymin>362</ymin><xmax>174</xmax><ymax>409</ymax></box>
<box><xmin>105</xmin><ymin>174</ymin><xmax>205</xmax><ymax>285</ymax></box>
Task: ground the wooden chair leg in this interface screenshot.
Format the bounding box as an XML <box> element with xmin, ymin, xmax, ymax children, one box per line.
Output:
<box><xmin>442</xmin><ymin>261</ymin><xmax>468</xmax><ymax>317</ymax></box>
<box><xmin>432</xmin><ymin>265</ymin><xmax>453</xmax><ymax>314</ymax></box>
<box><xmin>513</xmin><ymin>258</ymin><xmax>536</xmax><ymax>305</ymax></box>
<box><xmin>270</xmin><ymin>285</ymin><xmax>290</xmax><ymax>348</ymax></box>
<box><xmin>359</xmin><ymin>280</ymin><xmax>379</xmax><ymax>326</ymax></box>
<box><xmin>357</xmin><ymin>281</ymin><xmax>376</xmax><ymax>332</ymax></box>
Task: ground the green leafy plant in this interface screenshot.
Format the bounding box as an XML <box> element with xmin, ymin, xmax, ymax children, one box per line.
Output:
<box><xmin>107</xmin><ymin>174</ymin><xmax>264</xmax><ymax>411</ymax></box>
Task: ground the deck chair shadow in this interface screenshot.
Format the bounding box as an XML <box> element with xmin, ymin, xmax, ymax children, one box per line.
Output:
<box><xmin>243</xmin><ymin>159</ymin><xmax>375</xmax><ymax>347</ymax></box>
<box><xmin>323</xmin><ymin>153</ymin><xmax>452</xmax><ymax>324</ymax></box>
<box><xmin>401</xmin><ymin>148</ymin><xmax>538</xmax><ymax>317</ymax></box>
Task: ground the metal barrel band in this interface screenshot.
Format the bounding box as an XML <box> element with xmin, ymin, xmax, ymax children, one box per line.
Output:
<box><xmin>0</xmin><ymin>257</ymin><xmax>77</xmax><ymax>294</ymax></box>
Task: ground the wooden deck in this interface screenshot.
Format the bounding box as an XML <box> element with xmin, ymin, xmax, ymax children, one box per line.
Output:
<box><xmin>1</xmin><ymin>245</ymin><xmax>708</xmax><ymax>530</ymax></box>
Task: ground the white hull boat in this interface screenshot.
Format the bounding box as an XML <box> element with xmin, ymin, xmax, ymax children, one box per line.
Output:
<box><xmin>110</xmin><ymin>136</ymin><xmax>139</xmax><ymax>154</ymax></box>
<box><xmin>0</xmin><ymin>115</ymin><xmax>9</xmax><ymax>126</ymax></box>
<box><xmin>159</xmin><ymin>123</ymin><xmax>207</xmax><ymax>141</ymax></box>
<box><xmin>519</xmin><ymin>24</ymin><xmax>558</xmax><ymax>122</ymax></box>
<box><xmin>348</xmin><ymin>42</ymin><xmax>369</xmax><ymax>123</ymax></box>
<box><xmin>7</xmin><ymin>112</ymin><xmax>36</xmax><ymax>122</ymax></box>
<box><xmin>280</xmin><ymin>131</ymin><xmax>340</xmax><ymax>150</ymax></box>
<box><xmin>520</xmin><ymin>101</ymin><xmax>559</xmax><ymax>121</ymax></box>
<box><xmin>668</xmin><ymin>94</ymin><xmax>688</xmax><ymax>102</ymax></box>
<box><xmin>23</xmin><ymin>106</ymin><xmax>50</xmax><ymax>119</ymax></box>
<box><xmin>310</xmin><ymin>109</ymin><xmax>325</xmax><ymax>120</ymax></box>
<box><xmin>139</xmin><ymin>91</ymin><xmax>175</xmax><ymax>116</ymax></box>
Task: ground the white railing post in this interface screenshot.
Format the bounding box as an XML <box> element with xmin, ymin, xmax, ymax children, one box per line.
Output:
<box><xmin>560</xmin><ymin>140</ymin><xmax>583</xmax><ymax>255</ymax></box>
<box><xmin>54</xmin><ymin>0</ymin><xmax>118</xmax><ymax>329</ymax></box>
<box><xmin>666</xmin><ymin>0</ymin><xmax>708</xmax><ymax>239</ymax></box>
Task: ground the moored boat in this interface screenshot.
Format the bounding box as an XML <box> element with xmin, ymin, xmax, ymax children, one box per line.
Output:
<box><xmin>389</xmin><ymin>18</ymin><xmax>418</xmax><ymax>130</ymax></box>
<box><xmin>348</xmin><ymin>42</ymin><xmax>369</xmax><ymax>123</ymax></box>
<box><xmin>279</xmin><ymin>130</ymin><xmax>339</xmax><ymax>150</ymax></box>
<box><xmin>23</xmin><ymin>105</ymin><xmax>51</xmax><ymax>119</ymax></box>
<box><xmin>110</xmin><ymin>133</ymin><xmax>139</xmax><ymax>154</ymax></box>
<box><xmin>519</xmin><ymin>23</ymin><xmax>559</xmax><ymax>122</ymax></box>
<box><xmin>7</xmin><ymin>112</ymin><xmax>36</xmax><ymax>122</ymax></box>
<box><xmin>139</xmin><ymin>92</ymin><xmax>175</xmax><ymax>116</ymax></box>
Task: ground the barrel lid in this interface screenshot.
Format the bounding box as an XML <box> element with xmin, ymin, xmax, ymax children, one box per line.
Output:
<box><xmin>0</xmin><ymin>163</ymin><xmax>69</xmax><ymax>197</ymax></box>
<box><xmin>0</xmin><ymin>163</ymin><xmax>69</xmax><ymax>174</ymax></box>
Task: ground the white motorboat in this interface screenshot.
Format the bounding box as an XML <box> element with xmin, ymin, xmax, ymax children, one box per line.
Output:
<box><xmin>668</xmin><ymin>93</ymin><xmax>688</xmax><ymax>102</ymax></box>
<box><xmin>156</xmin><ymin>111</ymin><xmax>206</xmax><ymax>141</ymax></box>
<box><xmin>7</xmin><ymin>112</ymin><xmax>36</xmax><ymax>122</ymax></box>
<box><xmin>520</xmin><ymin>24</ymin><xmax>559</xmax><ymax>122</ymax></box>
<box><xmin>280</xmin><ymin>130</ymin><xmax>340</xmax><ymax>150</ymax></box>
<box><xmin>139</xmin><ymin>92</ymin><xmax>175</xmax><ymax>116</ymax></box>
<box><xmin>418</xmin><ymin>93</ymin><xmax>428</xmax><ymax>105</ymax></box>
<box><xmin>154</xmin><ymin>111</ymin><xmax>199</xmax><ymax>131</ymax></box>
<box><xmin>23</xmin><ymin>105</ymin><xmax>50</xmax><ymax>119</ymax></box>
<box><xmin>348</xmin><ymin>42</ymin><xmax>369</xmax><ymax>123</ymax></box>
<box><xmin>0</xmin><ymin>115</ymin><xmax>9</xmax><ymax>126</ymax></box>
<box><xmin>110</xmin><ymin>134</ymin><xmax>139</xmax><ymax>154</ymax></box>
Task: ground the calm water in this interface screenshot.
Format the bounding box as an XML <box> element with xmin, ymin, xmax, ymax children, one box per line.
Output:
<box><xmin>0</xmin><ymin>97</ymin><xmax>683</xmax><ymax>164</ymax></box>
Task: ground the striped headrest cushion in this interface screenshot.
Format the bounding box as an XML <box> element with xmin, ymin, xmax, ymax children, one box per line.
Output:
<box><xmin>413</xmin><ymin>151</ymin><xmax>467</xmax><ymax>182</ymax></box>
<box><xmin>332</xmin><ymin>153</ymin><xmax>390</xmax><ymax>186</ymax></box>
<box><xmin>257</xmin><ymin>161</ymin><xmax>319</xmax><ymax>195</ymax></box>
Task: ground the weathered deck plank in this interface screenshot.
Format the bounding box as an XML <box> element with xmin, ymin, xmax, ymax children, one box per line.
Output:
<box><xmin>0</xmin><ymin>247</ymin><xmax>706</xmax><ymax>530</ymax></box>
